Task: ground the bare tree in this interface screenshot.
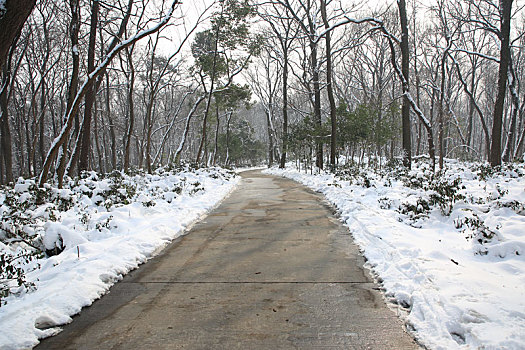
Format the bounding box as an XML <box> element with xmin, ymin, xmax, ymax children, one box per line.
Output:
<box><xmin>39</xmin><ymin>0</ymin><xmax>180</xmax><ymax>186</ymax></box>
<box><xmin>398</xmin><ymin>0</ymin><xmax>412</xmax><ymax>169</ymax></box>
<box><xmin>490</xmin><ymin>0</ymin><xmax>514</xmax><ymax>166</ymax></box>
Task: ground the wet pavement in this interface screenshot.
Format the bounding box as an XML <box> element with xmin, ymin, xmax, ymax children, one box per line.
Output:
<box><xmin>37</xmin><ymin>171</ymin><xmax>419</xmax><ymax>349</ymax></box>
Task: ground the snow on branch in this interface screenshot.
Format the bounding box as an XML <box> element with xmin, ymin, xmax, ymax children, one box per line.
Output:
<box><xmin>452</xmin><ymin>47</ymin><xmax>499</xmax><ymax>63</ymax></box>
<box><xmin>174</xmin><ymin>94</ymin><xmax>206</xmax><ymax>162</ymax></box>
<box><xmin>314</xmin><ymin>16</ymin><xmax>397</xmax><ymax>45</ymax></box>
<box><xmin>379</xmin><ymin>24</ymin><xmax>432</xmax><ymax>129</ymax></box>
<box><xmin>39</xmin><ymin>0</ymin><xmax>180</xmax><ymax>186</ymax></box>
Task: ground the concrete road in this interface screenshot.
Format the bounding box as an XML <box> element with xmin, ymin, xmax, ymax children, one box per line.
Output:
<box><xmin>37</xmin><ymin>171</ymin><xmax>419</xmax><ymax>350</ymax></box>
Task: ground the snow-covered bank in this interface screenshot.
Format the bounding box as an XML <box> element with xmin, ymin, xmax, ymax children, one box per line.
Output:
<box><xmin>0</xmin><ymin>167</ymin><xmax>239</xmax><ymax>350</ymax></box>
<box><xmin>265</xmin><ymin>161</ymin><xmax>525</xmax><ymax>350</ymax></box>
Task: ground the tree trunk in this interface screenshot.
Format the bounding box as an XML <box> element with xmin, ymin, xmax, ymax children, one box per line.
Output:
<box><xmin>311</xmin><ymin>41</ymin><xmax>323</xmax><ymax>170</ymax></box>
<box><xmin>266</xmin><ymin>107</ymin><xmax>274</xmax><ymax>166</ymax></box>
<box><xmin>145</xmin><ymin>100</ymin><xmax>153</xmax><ymax>173</ymax></box>
<box><xmin>279</xmin><ymin>49</ymin><xmax>288</xmax><ymax>169</ymax></box>
<box><xmin>502</xmin><ymin>64</ymin><xmax>518</xmax><ymax>162</ymax></box>
<box><xmin>196</xmin><ymin>15</ymin><xmax>222</xmax><ymax>165</ymax></box>
<box><xmin>466</xmin><ymin>63</ymin><xmax>476</xmax><ymax>148</ymax></box>
<box><xmin>123</xmin><ymin>47</ymin><xmax>135</xmax><ymax>171</ymax></box>
<box><xmin>450</xmin><ymin>56</ymin><xmax>490</xmax><ymax>158</ymax></box>
<box><xmin>490</xmin><ymin>0</ymin><xmax>513</xmax><ymax>166</ymax></box>
<box><xmin>225</xmin><ymin>111</ymin><xmax>233</xmax><ymax>165</ymax></box>
<box><xmin>174</xmin><ymin>95</ymin><xmax>205</xmax><ymax>164</ymax></box>
<box><xmin>398</xmin><ymin>0</ymin><xmax>412</xmax><ymax>169</ymax></box>
<box><xmin>105</xmin><ymin>72</ymin><xmax>116</xmax><ymax>169</ymax></box>
<box><xmin>0</xmin><ymin>34</ymin><xmax>21</xmax><ymax>184</ymax></box>
<box><xmin>213</xmin><ymin>104</ymin><xmax>220</xmax><ymax>165</ymax></box>
<box><xmin>415</xmin><ymin>74</ymin><xmax>422</xmax><ymax>155</ymax></box>
<box><xmin>438</xmin><ymin>45</ymin><xmax>450</xmax><ymax>170</ymax></box>
<box><xmin>77</xmin><ymin>0</ymin><xmax>99</xmax><ymax>174</ymax></box>
<box><xmin>514</xmin><ymin>118</ymin><xmax>525</xmax><ymax>159</ymax></box>
<box><xmin>321</xmin><ymin>0</ymin><xmax>336</xmax><ymax>168</ymax></box>
<box><xmin>0</xmin><ymin>67</ymin><xmax>13</xmax><ymax>183</ymax></box>
<box><xmin>0</xmin><ymin>0</ymin><xmax>36</xmax><ymax>69</ymax></box>
<box><xmin>93</xmin><ymin>98</ymin><xmax>104</xmax><ymax>172</ymax></box>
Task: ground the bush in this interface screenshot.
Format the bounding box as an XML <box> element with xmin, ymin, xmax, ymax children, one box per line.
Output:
<box><xmin>94</xmin><ymin>171</ymin><xmax>137</xmax><ymax>210</ymax></box>
<box><xmin>396</xmin><ymin>170</ymin><xmax>465</xmax><ymax>220</ymax></box>
<box><xmin>454</xmin><ymin>211</ymin><xmax>501</xmax><ymax>255</ymax></box>
<box><xmin>0</xmin><ymin>248</ymin><xmax>40</xmax><ymax>306</ymax></box>
<box><xmin>427</xmin><ymin>176</ymin><xmax>465</xmax><ymax>216</ymax></box>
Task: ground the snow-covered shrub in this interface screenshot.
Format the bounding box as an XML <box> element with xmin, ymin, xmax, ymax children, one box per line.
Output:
<box><xmin>427</xmin><ymin>175</ymin><xmax>465</xmax><ymax>215</ymax></box>
<box><xmin>397</xmin><ymin>197</ymin><xmax>432</xmax><ymax>222</ymax></box>
<box><xmin>0</xmin><ymin>165</ymin><xmax>238</xmax><ymax>311</ymax></box>
<box><xmin>0</xmin><ymin>179</ymin><xmax>63</xmax><ymax>305</ymax></box>
<box><xmin>334</xmin><ymin>163</ymin><xmax>375</xmax><ymax>187</ymax></box>
<box><xmin>474</xmin><ymin>163</ymin><xmax>497</xmax><ymax>181</ymax></box>
<box><xmin>396</xmin><ymin>170</ymin><xmax>465</xmax><ymax>221</ymax></box>
<box><xmin>473</xmin><ymin>162</ymin><xmax>524</xmax><ymax>181</ymax></box>
<box><xmin>454</xmin><ymin>211</ymin><xmax>498</xmax><ymax>244</ymax></box>
<box><xmin>0</xmin><ymin>247</ymin><xmax>38</xmax><ymax>306</ymax></box>
<box><xmin>378</xmin><ymin>196</ymin><xmax>393</xmax><ymax>209</ymax></box>
<box><xmin>94</xmin><ymin>171</ymin><xmax>137</xmax><ymax>210</ymax></box>
<box><xmin>494</xmin><ymin>199</ymin><xmax>525</xmax><ymax>215</ymax></box>
<box><xmin>0</xmin><ymin>179</ymin><xmax>73</xmax><ymax>252</ymax></box>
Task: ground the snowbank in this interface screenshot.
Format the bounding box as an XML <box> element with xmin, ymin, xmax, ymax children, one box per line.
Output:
<box><xmin>0</xmin><ymin>167</ymin><xmax>238</xmax><ymax>349</ymax></box>
<box><xmin>265</xmin><ymin>161</ymin><xmax>525</xmax><ymax>350</ymax></box>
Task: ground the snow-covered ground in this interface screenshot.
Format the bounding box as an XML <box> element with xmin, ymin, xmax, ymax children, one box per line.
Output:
<box><xmin>0</xmin><ymin>167</ymin><xmax>238</xmax><ymax>350</ymax></box>
<box><xmin>233</xmin><ymin>165</ymin><xmax>267</xmax><ymax>173</ymax></box>
<box><xmin>265</xmin><ymin>160</ymin><xmax>525</xmax><ymax>350</ymax></box>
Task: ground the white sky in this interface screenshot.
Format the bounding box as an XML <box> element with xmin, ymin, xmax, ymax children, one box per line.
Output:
<box><xmin>156</xmin><ymin>0</ymin><xmax>525</xmax><ymax>66</ymax></box>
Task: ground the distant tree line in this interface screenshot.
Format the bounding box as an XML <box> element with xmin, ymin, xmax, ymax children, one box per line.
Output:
<box><xmin>250</xmin><ymin>0</ymin><xmax>523</xmax><ymax>171</ymax></box>
<box><xmin>0</xmin><ymin>0</ymin><xmax>523</xmax><ymax>186</ymax></box>
<box><xmin>0</xmin><ymin>0</ymin><xmax>265</xmax><ymax>187</ymax></box>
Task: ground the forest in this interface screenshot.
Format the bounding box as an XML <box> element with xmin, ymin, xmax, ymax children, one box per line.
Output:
<box><xmin>0</xmin><ymin>1</ymin><xmax>524</xmax><ymax>348</ymax></box>
<box><xmin>0</xmin><ymin>0</ymin><xmax>522</xmax><ymax>187</ymax></box>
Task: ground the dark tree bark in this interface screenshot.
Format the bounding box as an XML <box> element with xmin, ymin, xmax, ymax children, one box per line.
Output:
<box><xmin>0</xmin><ymin>63</ymin><xmax>13</xmax><ymax>184</ymax></box>
<box><xmin>310</xmin><ymin>32</ymin><xmax>323</xmax><ymax>170</ymax></box>
<box><xmin>212</xmin><ymin>104</ymin><xmax>220</xmax><ymax>165</ymax></box>
<box><xmin>105</xmin><ymin>72</ymin><xmax>117</xmax><ymax>169</ymax></box>
<box><xmin>466</xmin><ymin>62</ymin><xmax>476</xmax><ymax>148</ymax></box>
<box><xmin>225</xmin><ymin>111</ymin><xmax>233</xmax><ymax>165</ymax></box>
<box><xmin>320</xmin><ymin>0</ymin><xmax>336</xmax><ymax>168</ymax></box>
<box><xmin>283</xmin><ymin>0</ymin><xmax>322</xmax><ymax>169</ymax></box>
<box><xmin>279</xmin><ymin>48</ymin><xmax>289</xmax><ymax>169</ymax></box>
<box><xmin>123</xmin><ymin>47</ymin><xmax>135</xmax><ymax>171</ymax></box>
<box><xmin>490</xmin><ymin>0</ymin><xmax>513</xmax><ymax>166</ymax></box>
<box><xmin>77</xmin><ymin>0</ymin><xmax>99</xmax><ymax>174</ymax></box>
<box><xmin>398</xmin><ymin>0</ymin><xmax>412</xmax><ymax>169</ymax></box>
<box><xmin>438</xmin><ymin>41</ymin><xmax>451</xmax><ymax>170</ymax></box>
<box><xmin>0</xmin><ymin>33</ymin><xmax>21</xmax><ymax>184</ymax></box>
<box><xmin>261</xmin><ymin>4</ymin><xmax>294</xmax><ymax>169</ymax></box>
<box><xmin>0</xmin><ymin>0</ymin><xmax>36</xmax><ymax>70</ymax></box>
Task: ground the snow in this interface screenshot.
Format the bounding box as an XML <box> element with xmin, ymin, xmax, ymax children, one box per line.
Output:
<box><xmin>233</xmin><ymin>166</ymin><xmax>267</xmax><ymax>173</ymax></box>
<box><xmin>265</xmin><ymin>160</ymin><xmax>525</xmax><ymax>350</ymax></box>
<box><xmin>0</xmin><ymin>167</ymin><xmax>238</xmax><ymax>350</ymax></box>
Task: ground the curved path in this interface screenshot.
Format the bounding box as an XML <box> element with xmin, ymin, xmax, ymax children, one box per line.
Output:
<box><xmin>38</xmin><ymin>171</ymin><xmax>419</xmax><ymax>349</ymax></box>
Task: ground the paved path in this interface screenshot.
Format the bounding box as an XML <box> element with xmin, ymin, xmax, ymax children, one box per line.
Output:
<box><xmin>37</xmin><ymin>171</ymin><xmax>419</xmax><ymax>349</ymax></box>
